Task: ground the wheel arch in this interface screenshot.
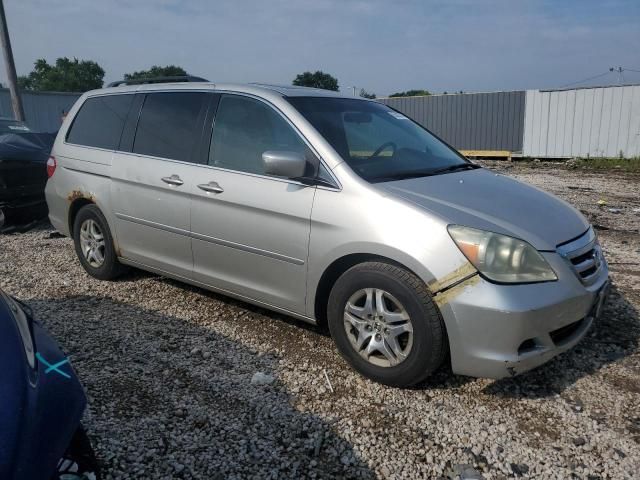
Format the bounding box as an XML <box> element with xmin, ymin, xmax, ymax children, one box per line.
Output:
<box><xmin>68</xmin><ymin>197</ymin><xmax>95</xmax><ymax>236</ymax></box>
<box><xmin>313</xmin><ymin>253</ymin><xmax>433</xmax><ymax>328</ymax></box>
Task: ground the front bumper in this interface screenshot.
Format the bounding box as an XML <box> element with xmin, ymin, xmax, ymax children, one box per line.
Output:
<box><xmin>439</xmin><ymin>251</ymin><xmax>610</xmax><ymax>379</ymax></box>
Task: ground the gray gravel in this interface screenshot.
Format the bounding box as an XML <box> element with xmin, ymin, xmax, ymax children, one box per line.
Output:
<box><xmin>1</xmin><ymin>161</ymin><xmax>639</xmax><ymax>479</ymax></box>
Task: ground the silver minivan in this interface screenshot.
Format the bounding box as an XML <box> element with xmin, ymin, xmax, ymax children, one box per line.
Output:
<box><xmin>45</xmin><ymin>80</ymin><xmax>609</xmax><ymax>387</ymax></box>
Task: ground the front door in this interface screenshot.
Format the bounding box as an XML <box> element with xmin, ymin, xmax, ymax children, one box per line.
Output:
<box><xmin>190</xmin><ymin>94</ymin><xmax>316</xmax><ymax>313</ymax></box>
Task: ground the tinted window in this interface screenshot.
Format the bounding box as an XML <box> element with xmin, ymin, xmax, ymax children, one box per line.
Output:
<box><xmin>287</xmin><ymin>97</ymin><xmax>471</xmax><ymax>183</ymax></box>
<box><xmin>209</xmin><ymin>95</ymin><xmax>311</xmax><ymax>176</ymax></box>
<box><xmin>67</xmin><ymin>95</ymin><xmax>133</xmax><ymax>149</ymax></box>
<box><xmin>133</xmin><ymin>92</ymin><xmax>208</xmax><ymax>162</ymax></box>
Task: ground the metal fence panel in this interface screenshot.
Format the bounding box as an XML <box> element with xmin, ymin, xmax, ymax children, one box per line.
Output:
<box><xmin>380</xmin><ymin>91</ymin><xmax>525</xmax><ymax>152</ymax></box>
<box><xmin>0</xmin><ymin>89</ymin><xmax>81</xmax><ymax>133</ymax></box>
<box><xmin>523</xmin><ymin>85</ymin><xmax>640</xmax><ymax>158</ymax></box>
<box><xmin>3</xmin><ymin>86</ymin><xmax>638</xmax><ymax>157</ymax></box>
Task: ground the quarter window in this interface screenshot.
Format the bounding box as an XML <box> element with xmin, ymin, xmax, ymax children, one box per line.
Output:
<box><xmin>66</xmin><ymin>95</ymin><xmax>133</xmax><ymax>149</ymax></box>
<box><xmin>133</xmin><ymin>92</ymin><xmax>208</xmax><ymax>163</ymax></box>
<box><xmin>209</xmin><ymin>95</ymin><xmax>311</xmax><ymax>176</ymax></box>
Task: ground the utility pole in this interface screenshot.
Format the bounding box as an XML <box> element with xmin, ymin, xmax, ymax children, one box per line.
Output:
<box><xmin>609</xmin><ymin>66</ymin><xmax>623</xmax><ymax>86</ymax></box>
<box><xmin>0</xmin><ymin>0</ymin><xmax>24</xmax><ymax>121</ymax></box>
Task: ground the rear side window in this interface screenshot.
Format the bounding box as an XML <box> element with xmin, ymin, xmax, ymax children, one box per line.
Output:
<box><xmin>133</xmin><ymin>92</ymin><xmax>208</xmax><ymax>163</ymax></box>
<box><xmin>66</xmin><ymin>95</ymin><xmax>133</xmax><ymax>149</ymax></box>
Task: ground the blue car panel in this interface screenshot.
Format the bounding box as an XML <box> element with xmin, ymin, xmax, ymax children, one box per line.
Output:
<box><xmin>0</xmin><ymin>293</ymin><xmax>86</xmax><ymax>479</ymax></box>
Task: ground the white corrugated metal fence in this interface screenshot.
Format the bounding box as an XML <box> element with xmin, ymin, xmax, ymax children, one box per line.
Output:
<box><xmin>523</xmin><ymin>85</ymin><xmax>640</xmax><ymax>158</ymax></box>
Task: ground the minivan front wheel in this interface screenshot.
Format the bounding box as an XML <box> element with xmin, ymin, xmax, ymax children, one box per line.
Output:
<box><xmin>327</xmin><ymin>262</ymin><xmax>446</xmax><ymax>387</ymax></box>
<box><xmin>73</xmin><ymin>205</ymin><xmax>126</xmax><ymax>280</ymax></box>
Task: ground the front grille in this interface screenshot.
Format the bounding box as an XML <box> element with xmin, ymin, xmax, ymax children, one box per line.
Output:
<box><xmin>569</xmin><ymin>248</ymin><xmax>599</xmax><ymax>278</ymax></box>
<box><xmin>557</xmin><ymin>228</ymin><xmax>604</xmax><ymax>285</ymax></box>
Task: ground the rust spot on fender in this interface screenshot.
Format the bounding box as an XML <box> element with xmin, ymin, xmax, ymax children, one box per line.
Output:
<box><xmin>433</xmin><ymin>274</ymin><xmax>480</xmax><ymax>308</ymax></box>
<box><xmin>428</xmin><ymin>261</ymin><xmax>477</xmax><ymax>294</ymax></box>
<box><xmin>67</xmin><ymin>189</ymin><xmax>96</xmax><ymax>203</ymax></box>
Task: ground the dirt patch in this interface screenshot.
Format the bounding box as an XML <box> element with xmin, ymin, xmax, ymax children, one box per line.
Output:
<box><xmin>605</xmin><ymin>372</ymin><xmax>640</xmax><ymax>394</ymax></box>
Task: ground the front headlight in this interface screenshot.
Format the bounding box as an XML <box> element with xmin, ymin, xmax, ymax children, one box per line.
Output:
<box><xmin>448</xmin><ymin>225</ymin><xmax>557</xmax><ymax>283</ymax></box>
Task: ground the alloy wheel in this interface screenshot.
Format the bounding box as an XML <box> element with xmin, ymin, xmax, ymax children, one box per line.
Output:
<box><xmin>343</xmin><ymin>288</ymin><xmax>414</xmax><ymax>367</ymax></box>
<box><xmin>79</xmin><ymin>219</ymin><xmax>106</xmax><ymax>268</ymax></box>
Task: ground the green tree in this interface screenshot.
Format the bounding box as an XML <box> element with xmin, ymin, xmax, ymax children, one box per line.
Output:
<box><xmin>292</xmin><ymin>71</ymin><xmax>339</xmax><ymax>91</ymax></box>
<box><xmin>389</xmin><ymin>89</ymin><xmax>431</xmax><ymax>98</ymax></box>
<box><xmin>18</xmin><ymin>57</ymin><xmax>104</xmax><ymax>92</ymax></box>
<box><xmin>123</xmin><ymin>65</ymin><xmax>187</xmax><ymax>80</ymax></box>
<box><xmin>359</xmin><ymin>88</ymin><xmax>376</xmax><ymax>99</ymax></box>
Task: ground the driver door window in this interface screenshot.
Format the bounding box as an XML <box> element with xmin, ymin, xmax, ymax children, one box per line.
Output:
<box><xmin>209</xmin><ymin>95</ymin><xmax>311</xmax><ymax>177</ymax></box>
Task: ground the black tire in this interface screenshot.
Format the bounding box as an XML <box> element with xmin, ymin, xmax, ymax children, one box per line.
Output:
<box><xmin>54</xmin><ymin>425</ymin><xmax>101</xmax><ymax>480</ymax></box>
<box><xmin>327</xmin><ymin>261</ymin><xmax>447</xmax><ymax>387</ymax></box>
<box><xmin>73</xmin><ymin>204</ymin><xmax>126</xmax><ymax>280</ymax></box>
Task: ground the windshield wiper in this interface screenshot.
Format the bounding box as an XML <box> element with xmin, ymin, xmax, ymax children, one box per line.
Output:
<box><xmin>430</xmin><ymin>163</ymin><xmax>480</xmax><ymax>175</ymax></box>
<box><xmin>370</xmin><ymin>170</ymin><xmax>438</xmax><ymax>182</ymax></box>
<box><xmin>371</xmin><ymin>163</ymin><xmax>480</xmax><ymax>182</ymax></box>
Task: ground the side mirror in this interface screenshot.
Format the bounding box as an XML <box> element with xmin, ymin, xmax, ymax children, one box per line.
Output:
<box><xmin>262</xmin><ymin>151</ymin><xmax>307</xmax><ymax>179</ymax></box>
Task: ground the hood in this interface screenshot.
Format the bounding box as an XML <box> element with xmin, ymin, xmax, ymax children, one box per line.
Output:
<box><xmin>0</xmin><ymin>292</ymin><xmax>86</xmax><ymax>480</ymax></box>
<box><xmin>0</xmin><ymin>133</ymin><xmax>55</xmax><ymax>163</ymax></box>
<box><xmin>376</xmin><ymin>168</ymin><xmax>589</xmax><ymax>251</ymax></box>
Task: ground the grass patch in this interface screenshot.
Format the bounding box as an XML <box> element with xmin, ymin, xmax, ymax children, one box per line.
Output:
<box><xmin>517</xmin><ymin>157</ymin><xmax>640</xmax><ymax>172</ymax></box>
<box><xmin>571</xmin><ymin>157</ymin><xmax>640</xmax><ymax>172</ymax></box>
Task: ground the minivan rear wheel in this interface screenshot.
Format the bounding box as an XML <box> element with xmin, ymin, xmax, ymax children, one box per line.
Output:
<box><xmin>73</xmin><ymin>205</ymin><xmax>126</xmax><ymax>280</ymax></box>
<box><xmin>327</xmin><ymin>261</ymin><xmax>446</xmax><ymax>387</ymax></box>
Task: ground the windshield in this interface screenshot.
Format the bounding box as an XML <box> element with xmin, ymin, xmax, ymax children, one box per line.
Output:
<box><xmin>0</xmin><ymin>119</ymin><xmax>31</xmax><ymax>134</ymax></box>
<box><xmin>286</xmin><ymin>97</ymin><xmax>473</xmax><ymax>183</ymax></box>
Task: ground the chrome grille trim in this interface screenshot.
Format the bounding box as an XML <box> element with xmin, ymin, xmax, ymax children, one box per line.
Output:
<box><xmin>557</xmin><ymin>227</ymin><xmax>595</xmax><ymax>253</ymax></box>
<box><xmin>557</xmin><ymin>227</ymin><xmax>604</xmax><ymax>286</ymax></box>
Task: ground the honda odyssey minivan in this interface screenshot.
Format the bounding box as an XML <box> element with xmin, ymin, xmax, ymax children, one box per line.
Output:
<box><xmin>45</xmin><ymin>79</ymin><xmax>609</xmax><ymax>387</ymax></box>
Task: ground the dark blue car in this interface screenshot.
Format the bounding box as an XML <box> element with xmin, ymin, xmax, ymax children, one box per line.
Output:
<box><xmin>0</xmin><ymin>288</ymin><xmax>99</xmax><ymax>479</ymax></box>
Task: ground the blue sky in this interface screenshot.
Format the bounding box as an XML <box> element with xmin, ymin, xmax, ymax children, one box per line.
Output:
<box><xmin>5</xmin><ymin>0</ymin><xmax>640</xmax><ymax>96</ymax></box>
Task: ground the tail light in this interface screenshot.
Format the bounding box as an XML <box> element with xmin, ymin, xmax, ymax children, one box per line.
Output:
<box><xmin>46</xmin><ymin>155</ymin><xmax>57</xmax><ymax>178</ymax></box>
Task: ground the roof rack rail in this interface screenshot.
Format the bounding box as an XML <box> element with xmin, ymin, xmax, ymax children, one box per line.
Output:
<box><xmin>107</xmin><ymin>75</ymin><xmax>209</xmax><ymax>87</ymax></box>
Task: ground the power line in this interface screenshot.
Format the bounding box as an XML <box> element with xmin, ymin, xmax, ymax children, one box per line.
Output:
<box><xmin>558</xmin><ymin>71</ymin><xmax>612</xmax><ymax>89</ymax></box>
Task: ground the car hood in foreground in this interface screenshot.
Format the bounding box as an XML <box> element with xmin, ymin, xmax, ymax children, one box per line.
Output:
<box><xmin>376</xmin><ymin>167</ymin><xmax>589</xmax><ymax>251</ymax></box>
<box><xmin>0</xmin><ymin>295</ymin><xmax>86</xmax><ymax>480</ymax></box>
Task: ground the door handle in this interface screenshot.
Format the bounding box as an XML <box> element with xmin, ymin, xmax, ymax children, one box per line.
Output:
<box><xmin>197</xmin><ymin>181</ymin><xmax>224</xmax><ymax>194</ymax></box>
<box><xmin>161</xmin><ymin>174</ymin><xmax>184</xmax><ymax>186</ymax></box>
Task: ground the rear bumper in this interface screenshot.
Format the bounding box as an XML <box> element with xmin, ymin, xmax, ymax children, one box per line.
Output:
<box><xmin>44</xmin><ymin>179</ymin><xmax>69</xmax><ymax>235</ymax></box>
<box><xmin>439</xmin><ymin>252</ymin><xmax>610</xmax><ymax>379</ymax></box>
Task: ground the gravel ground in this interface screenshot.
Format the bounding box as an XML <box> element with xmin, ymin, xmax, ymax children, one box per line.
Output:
<box><xmin>1</xmin><ymin>161</ymin><xmax>639</xmax><ymax>479</ymax></box>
